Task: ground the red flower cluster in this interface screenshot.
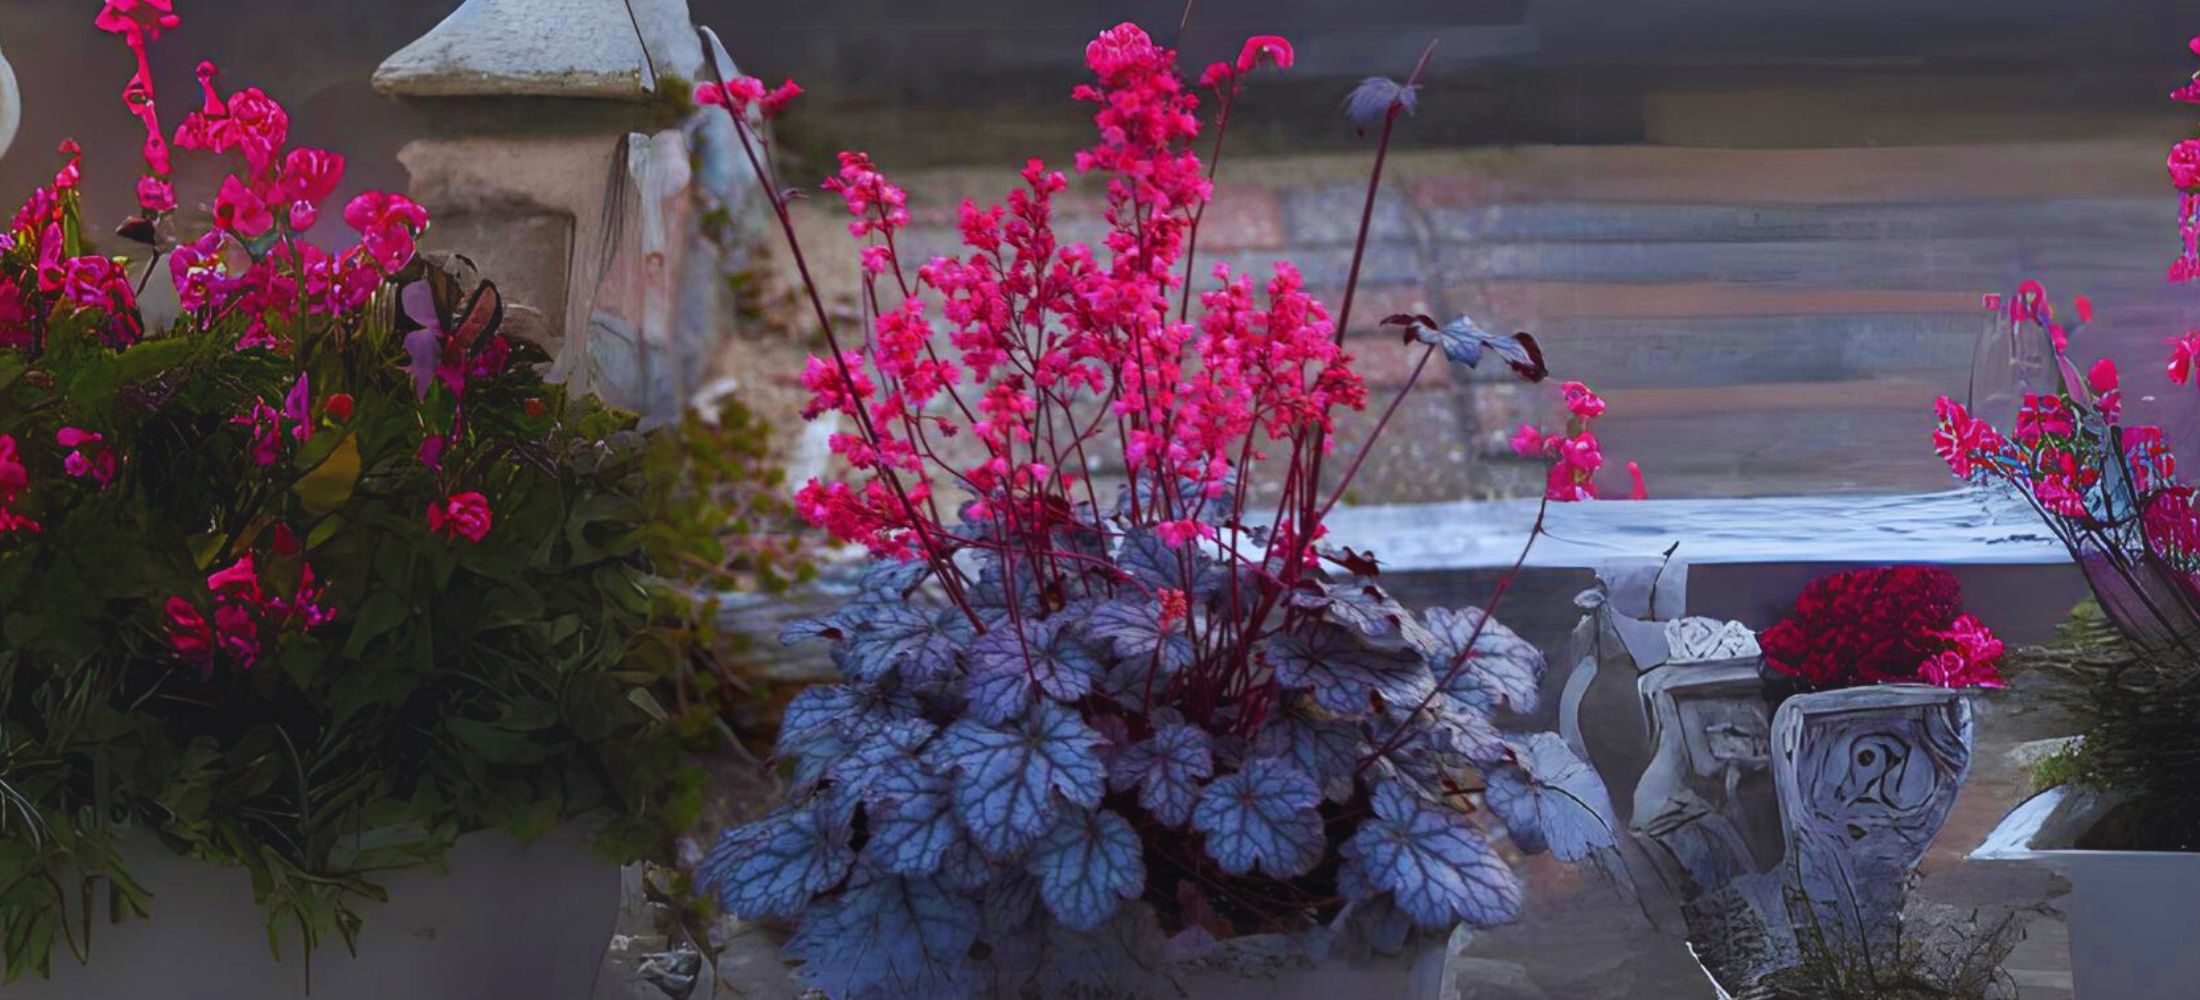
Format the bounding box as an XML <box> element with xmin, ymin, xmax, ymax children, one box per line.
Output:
<box><xmin>164</xmin><ymin>529</ymin><xmax>336</xmax><ymax>675</ymax></box>
<box><xmin>1759</xmin><ymin>566</ymin><xmax>2004</xmax><ymax>690</ymax></box>
<box><xmin>0</xmin><ymin>434</ymin><xmax>35</xmax><ymax>534</ymax></box>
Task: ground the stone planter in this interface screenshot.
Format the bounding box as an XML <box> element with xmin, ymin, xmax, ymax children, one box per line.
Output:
<box><xmin>1626</xmin><ymin>678</ymin><xmax>1974</xmax><ymax>991</ymax></box>
<box><xmin>1770</xmin><ymin>685</ymin><xmax>1973</xmax><ymax>961</ymax></box>
<box><xmin>1973</xmin><ymin>785</ymin><xmax>2200</xmax><ymax>1000</ymax></box>
<box><xmin>12</xmin><ymin>822</ymin><xmax>619</xmax><ymax>1000</ymax></box>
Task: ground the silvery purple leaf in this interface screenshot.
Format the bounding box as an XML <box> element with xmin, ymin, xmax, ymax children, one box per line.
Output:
<box><xmin>1414</xmin><ymin>606</ymin><xmax>1544</xmax><ymax>714</ymax></box>
<box><xmin>1299</xmin><ymin>581</ymin><xmax>1436</xmax><ymax>652</ymax></box>
<box><xmin>838</xmin><ymin>603</ymin><xmax>947</xmax><ymax>684</ymax></box>
<box><xmin>1084</xmin><ymin>598</ymin><xmax>1196</xmax><ymax>673</ymax></box>
<box><xmin>1109</xmin><ymin>723</ymin><xmax>1214</xmax><ymax>826</ymax></box>
<box><xmin>700</xmin><ymin>800</ymin><xmax>855</xmax><ymax>920</ymax></box>
<box><xmin>1191</xmin><ymin>758</ymin><xmax>1325</xmax><ymax>878</ymax></box>
<box><xmin>930</xmin><ymin>702</ymin><xmax>1107</xmax><ymax>856</ymax></box>
<box><xmin>1252</xmin><ymin>700</ymin><xmax>1368</xmax><ymax>803</ymax></box>
<box><xmin>962</xmin><ymin>618</ymin><xmax>1102</xmax><ymax>724</ymax></box>
<box><xmin>782</xmin><ymin>870</ymin><xmax>978</xmax><ymax>1000</ymax></box>
<box><xmin>1027</xmin><ymin>807</ymin><xmax>1145</xmax><ymax>931</ymax></box>
<box><xmin>859</xmin><ymin>558</ymin><xmax>933</xmax><ymax>598</ymax></box>
<box><xmin>1268</xmin><ymin>624</ymin><xmax>1437</xmax><ymax>716</ymax></box>
<box><xmin>830</xmin><ymin>718</ymin><xmax>937</xmax><ymax>802</ymax></box>
<box><xmin>1341</xmin><ymin>781</ymin><xmax>1521</xmax><ymax>928</ymax></box>
<box><xmin>1343</xmin><ymin>76</ymin><xmax>1419</xmax><ymax>128</ymax></box>
<box><xmin>1483</xmin><ymin>732</ymin><xmax>1619</xmax><ymax>861</ymax></box>
<box><xmin>1383</xmin><ymin>313</ymin><xmax>1549</xmax><ymax>382</ymax></box>
<box><xmin>864</xmin><ymin>760</ymin><xmax>964</xmax><ymax>877</ymax></box>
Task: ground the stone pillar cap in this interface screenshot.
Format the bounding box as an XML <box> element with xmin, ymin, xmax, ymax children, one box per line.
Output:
<box><xmin>374</xmin><ymin>0</ymin><xmax>667</xmax><ymax>100</ymax></box>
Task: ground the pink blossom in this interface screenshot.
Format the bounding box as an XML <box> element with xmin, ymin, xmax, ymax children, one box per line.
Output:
<box><xmin>2015</xmin><ymin>394</ymin><xmax>2074</xmax><ymax>443</ymax></box>
<box><xmin>1920</xmin><ymin>613</ymin><xmax>2006</xmax><ymax>689</ymax></box>
<box><xmin>427</xmin><ymin>491</ymin><xmax>494</xmax><ymax>543</ymax></box>
<box><xmin>164</xmin><ymin>596</ymin><xmax>215</xmax><ymax>669</ymax></box>
<box><xmin>822</xmin><ymin>151</ymin><xmax>910</xmax><ymax>238</ymax></box>
<box><xmin>759</xmin><ymin>79</ymin><xmax>803</xmax><ymax>118</ymax></box>
<box><xmin>214</xmin><ymin>174</ymin><xmax>273</xmax><ymax>236</ymax></box>
<box><xmin>95</xmin><ymin>0</ymin><xmax>179</xmax><ymax>42</ymax></box>
<box><xmin>0</xmin><ymin>434</ymin><xmax>36</xmax><ymax>534</ymax></box>
<box><xmin>2172</xmin><ymin>139</ymin><xmax>2200</xmax><ymax>192</ymax></box>
<box><xmin>2089</xmin><ymin>357</ymin><xmax>2122</xmax><ymax>421</ymax></box>
<box><xmin>1931</xmin><ymin>396</ymin><xmax>2005</xmax><ymax>479</ymax></box>
<box><xmin>233</xmin><ymin>401</ymin><xmax>285</xmax><ymax>466</ymax></box>
<box><xmin>1155</xmin><ymin>518</ymin><xmax>1214</xmax><ymax>549</ymax></box>
<box><xmin>1561</xmin><ymin>380</ymin><xmax>1606</xmax><ymax>420</ymax></box>
<box><xmin>342</xmin><ymin>191</ymin><xmax>430</xmax><ymax>274</ymax></box>
<box><xmin>1510</xmin><ymin>424</ymin><xmax>1546</xmax><ymax>457</ymax></box>
<box><xmin>1234</xmin><ymin>35</ymin><xmax>1295</xmax><ymax>74</ymax></box>
<box><xmin>136</xmin><ymin>176</ymin><xmax>176</xmax><ymax>214</ymax></box>
<box><xmin>1627</xmin><ymin>461</ymin><xmax>1647</xmax><ymax>500</ymax></box>
<box><xmin>57</xmin><ymin>427</ymin><xmax>117</xmax><ymax>487</ymax></box>
<box><xmin>2170</xmin><ymin>330</ymin><xmax>2200</xmax><ymax>385</ymax></box>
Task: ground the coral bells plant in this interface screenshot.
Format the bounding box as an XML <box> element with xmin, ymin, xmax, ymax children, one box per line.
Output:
<box><xmin>696</xmin><ymin>22</ymin><xmax>1632</xmax><ymax>999</ymax></box>
<box><xmin>0</xmin><ymin>3</ymin><xmax>694</xmax><ymax>980</ymax></box>
<box><xmin>1758</xmin><ymin>566</ymin><xmax>2005</xmax><ymax>692</ymax></box>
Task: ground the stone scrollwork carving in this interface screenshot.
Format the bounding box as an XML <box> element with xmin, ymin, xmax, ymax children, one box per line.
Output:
<box><xmin>1771</xmin><ymin>685</ymin><xmax>1972</xmax><ymax>958</ymax></box>
<box><xmin>1664</xmin><ymin>617</ymin><xmax>1761</xmax><ymax>664</ymax></box>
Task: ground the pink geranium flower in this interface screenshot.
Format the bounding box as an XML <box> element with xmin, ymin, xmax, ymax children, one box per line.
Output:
<box><xmin>427</xmin><ymin>491</ymin><xmax>493</xmax><ymax>542</ymax></box>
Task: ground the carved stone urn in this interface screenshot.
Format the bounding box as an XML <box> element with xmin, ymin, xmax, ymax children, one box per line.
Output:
<box><xmin>1770</xmin><ymin>684</ymin><xmax>1973</xmax><ymax>960</ymax></box>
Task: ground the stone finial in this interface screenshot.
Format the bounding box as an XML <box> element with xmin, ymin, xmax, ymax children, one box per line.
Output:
<box><xmin>0</xmin><ymin>46</ymin><xmax>18</xmax><ymax>160</ymax></box>
<box><xmin>374</xmin><ymin>0</ymin><xmax>698</xmax><ymax>100</ymax></box>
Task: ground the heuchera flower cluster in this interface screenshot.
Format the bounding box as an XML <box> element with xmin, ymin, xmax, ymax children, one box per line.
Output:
<box><xmin>1512</xmin><ymin>380</ymin><xmax>1646</xmax><ymax>501</ymax></box>
<box><xmin>696</xmin><ymin>23</ymin><xmax>1630</xmax><ymax>1000</ymax></box>
<box><xmin>1759</xmin><ymin>566</ymin><xmax>2004</xmax><ymax>690</ymax></box>
<box><xmin>2172</xmin><ymin>35</ymin><xmax>2200</xmax><ymax>282</ymax></box>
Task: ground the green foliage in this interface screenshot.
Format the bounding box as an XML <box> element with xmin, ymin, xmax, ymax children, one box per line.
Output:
<box><xmin>0</xmin><ymin>248</ymin><xmax>711</xmax><ymax>979</ymax></box>
<box><xmin>2011</xmin><ymin>600</ymin><xmax>2200</xmax><ymax>850</ymax></box>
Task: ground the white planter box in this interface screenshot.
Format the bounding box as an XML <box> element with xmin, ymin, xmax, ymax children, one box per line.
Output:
<box><xmin>1973</xmin><ymin>786</ymin><xmax>2200</xmax><ymax>1000</ymax></box>
<box><xmin>11</xmin><ymin>822</ymin><xmax>620</xmax><ymax>1000</ymax></box>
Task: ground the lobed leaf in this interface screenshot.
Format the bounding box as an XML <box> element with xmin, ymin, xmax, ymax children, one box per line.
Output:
<box><xmin>1190</xmin><ymin>758</ymin><xmax>1324</xmax><ymax>878</ymax></box>
<box><xmin>1340</xmin><ymin>782</ymin><xmax>1521</xmax><ymax>929</ymax></box>
<box><xmin>1027</xmin><ymin>807</ymin><xmax>1145</xmax><ymax>930</ymax></box>
<box><xmin>1109</xmin><ymin>723</ymin><xmax>1213</xmax><ymax>826</ymax></box>
<box><xmin>783</xmin><ymin>869</ymin><xmax>978</xmax><ymax>1000</ymax></box>
<box><xmin>699</xmin><ymin>801</ymin><xmax>855</xmax><ymax>920</ymax></box>
<box><xmin>962</xmin><ymin>617</ymin><xmax>1102</xmax><ymax>724</ymax></box>
<box><xmin>1268</xmin><ymin>624</ymin><xmax>1435</xmax><ymax>716</ymax></box>
<box><xmin>1252</xmin><ymin>700</ymin><xmax>1368</xmax><ymax>803</ymax></box>
<box><xmin>1415</xmin><ymin>606</ymin><xmax>1544</xmax><ymax>714</ymax></box>
<box><xmin>1483</xmin><ymin>732</ymin><xmax>1619</xmax><ymax>861</ymax></box>
<box><xmin>930</xmin><ymin>702</ymin><xmax>1107</xmax><ymax>856</ymax></box>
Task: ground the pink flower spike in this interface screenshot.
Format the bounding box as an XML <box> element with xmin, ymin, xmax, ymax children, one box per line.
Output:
<box><xmin>2074</xmin><ymin>294</ymin><xmax>2095</xmax><ymax>324</ymax></box>
<box><xmin>1235</xmin><ymin>35</ymin><xmax>1295</xmax><ymax>74</ymax></box>
<box><xmin>1627</xmin><ymin>461</ymin><xmax>1647</xmax><ymax>500</ymax></box>
<box><xmin>759</xmin><ymin>79</ymin><xmax>803</xmax><ymax>118</ymax></box>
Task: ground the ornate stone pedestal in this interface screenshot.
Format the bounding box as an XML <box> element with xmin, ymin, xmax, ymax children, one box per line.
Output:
<box><xmin>1558</xmin><ymin>567</ymin><xmax>1974</xmax><ymax>992</ymax></box>
<box><xmin>1772</xmin><ymin>685</ymin><xmax>1973</xmax><ymax>960</ymax></box>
